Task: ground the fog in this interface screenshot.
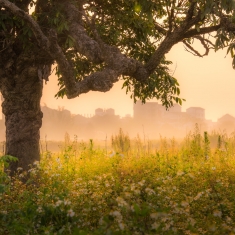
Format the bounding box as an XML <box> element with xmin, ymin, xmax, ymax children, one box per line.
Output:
<box><xmin>1</xmin><ymin>101</ymin><xmax>234</xmax><ymax>143</ymax></box>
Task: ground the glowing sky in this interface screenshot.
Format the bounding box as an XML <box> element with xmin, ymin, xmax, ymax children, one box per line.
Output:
<box><xmin>41</xmin><ymin>42</ymin><xmax>235</xmax><ymax>122</ymax></box>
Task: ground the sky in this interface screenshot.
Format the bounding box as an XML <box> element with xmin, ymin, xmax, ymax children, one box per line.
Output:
<box><xmin>0</xmin><ymin>5</ymin><xmax>233</xmax><ymax>122</ymax></box>
<box><xmin>41</xmin><ymin>42</ymin><xmax>235</xmax><ymax>122</ymax></box>
<box><xmin>0</xmin><ymin>41</ymin><xmax>234</xmax><ymax>122</ymax></box>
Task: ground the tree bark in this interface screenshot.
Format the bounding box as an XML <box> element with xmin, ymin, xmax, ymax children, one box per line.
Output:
<box><xmin>1</xmin><ymin>51</ymin><xmax>43</xmax><ymax>175</ymax></box>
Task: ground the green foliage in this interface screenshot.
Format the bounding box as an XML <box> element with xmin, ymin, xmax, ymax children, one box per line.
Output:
<box><xmin>2</xmin><ymin>0</ymin><xmax>235</xmax><ymax>107</ymax></box>
<box><xmin>1</xmin><ymin>133</ymin><xmax>235</xmax><ymax>234</ymax></box>
<box><xmin>203</xmin><ymin>131</ymin><xmax>211</xmax><ymax>158</ymax></box>
<box><xmin>0</xmin><ymin>155</ymin><xmax>18</xmax><ymax>169</ymax></box>
<box><xmin>111</xmin><ymin>128</ymin><xmax>130</xmax><ymax>153</ymax></box>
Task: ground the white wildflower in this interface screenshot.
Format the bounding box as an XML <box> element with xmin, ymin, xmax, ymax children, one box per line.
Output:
<box><xmin>33</xmin><ymin>161</ymin><xmax>39</xmax><ymax>166</ymax></box>
<box><xmin>194</xmin><ymin>192</ymin><xmax>203</xmax><ymax>201</ymax></box>
<box><xmin>130</xmin><ymin>184</ymin><xmax>136</xmax><ymax>191</ymax></box>
<box><xmin>36</xmin><ymin>206</ymin><xmax>43</xmax><ymax>213</ymax></box>
<box><xmin>119</xmin><ymin>222</ymin><xmax>125</xmax><ymax>230</ymax></box>
<box><xmin>138</xmin><ymin>180</ymin><xmax>145</xmax><ymax>187</ymax></box>
<box><xmin>67</xmin><ymin>209</ymin><xmax>75</xmax><ymax>217</ymax></box>
<box><xmin>151</xmin><ymin>222</ymin><xmax>159</xmax><ymax>230</ymax></box>
<box><xmin>213</xmin><ymin>210</ymin><xmax>222</xmax><ymax>217</ymax></box>
<box><xmin>150</xmin><ymin>213</ymin><xmax>159</xmax><ymax>219</ymax></box>
<box><xmin>110</xmin><ymin>210</ymin><xmax>122</xmax><ymax>221</ymax></box>
<box><xmin>177</xmin><ymin>171</ymin><xmax>184</xmax><ymax>176</ymax></box>
<box><xmin>55</xmin><ymin>200</ymin><xmax>63</xmax><ymax>207</ymax></box>
<box><xmin>116</xmin><ymin>197</ymin><xmax>129</xmax><ymax>208</ymax></box>
<box><xmin>145</xmin><ymin>187</ymin><xmax>156</xmax><ymax>195</ymax></box>
<box><xmin>64</xmin><ymin>199</ymin><xmax>71</xmax><ymax>206</ymax></box>
<box><xmin>181</xmin><ymin>201</ymin><xmax>189</xmax><ymax>207</ymax></box>
<box><xmin>134</xmin><ymin>189</ymin><xmax>140</xmax><ymax>195</ymax></box>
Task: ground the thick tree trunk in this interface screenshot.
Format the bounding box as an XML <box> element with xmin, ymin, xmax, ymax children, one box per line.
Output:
<box><xmin>1</xmin><ymin>52</ymin><xmax>43</xmax><ymax>175</ymax></box>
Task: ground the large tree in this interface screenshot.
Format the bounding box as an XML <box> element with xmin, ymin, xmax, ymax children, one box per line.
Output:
<box><xmin>0</xmin><ymin>0</ymin><xmax>235</xmax><ymax>173</ymax></box>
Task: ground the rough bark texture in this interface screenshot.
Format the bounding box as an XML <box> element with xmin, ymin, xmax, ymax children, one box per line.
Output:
<box><xmin>1</xmin><ymin>49</ymin><xmax>44</xmax><ymax>174</ymax></box>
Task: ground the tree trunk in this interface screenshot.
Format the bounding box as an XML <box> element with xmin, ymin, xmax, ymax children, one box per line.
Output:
<box><xmin>1</xmin><ymin>52</ymin><xmax>43</xmax><ymax>175</ymax></box>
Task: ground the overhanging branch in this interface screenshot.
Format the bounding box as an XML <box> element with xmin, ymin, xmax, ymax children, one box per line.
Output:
<box><xmin>183</xmin><ymin>25</ymin><xmax>221</xmax><ymax>38</ymax></box>
<box><xmin>0</xmin><ymin>0</ymin><xmax>149</xmax><ymax>98</ymax></box>
<box><xmin>0</xmin><ymin>0</ymin><xmax>49</xmax><ymax>50</ymax></box>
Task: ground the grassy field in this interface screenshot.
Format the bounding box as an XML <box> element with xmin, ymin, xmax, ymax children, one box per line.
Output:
<box><xmin>0</xmin><ymin>127</ymin><xmax>235</xmax><ymax>234</ymax></box>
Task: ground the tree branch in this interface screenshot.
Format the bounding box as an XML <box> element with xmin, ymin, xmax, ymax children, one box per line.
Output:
<box><xmin>185</xmin><ymin>0</ymin><xmax>197</xmax><ymax>22</ymax></box>
<box><xmin>0</xmin><ymin>0</ymin><xmax>150</xmax><ymax>98</ymax></box>
<box><xmin>183</xmin><ymin>40</ymin><xmax>203</xmax><ymax>57</ymax></box>
<box><xmin>183</xmin><ymin>25</ymin><xmax>221</xmax><ymax>38</ymax></box>
<box><xmin>60</xmin><ymin>1</ymin><xmax>105</xmax><ymax>64</ymax></box>
<box><xmin>154</xmin><ymin>22</ymin><xmax>167</xmax><ymax>35</ymax></box>
<box><xmin>0</xmin><ymin>0</ymin><xmax>49</xmax><ymax>50</ymax></box>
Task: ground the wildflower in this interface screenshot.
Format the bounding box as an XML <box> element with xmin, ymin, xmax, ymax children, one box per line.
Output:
<box><xmin>181</xmin><ymin>201</ymin><xmax>189</xmax><ymax>207</ymax></box>
<box><xmin>28</xmin><ymin>168</ymin><xmax>36</xmax><ymax>173</ymax></box>
<box><xmin>138</xmin><ymin>180</ymin><xmax>145</xmax><ymax>187</ymax></box>
<box><xmin>110</xmin><ymin>210</ymin><xmax>122</xmax><ymax>221</ymax></box>
<box><xmin>130</xmin><ymin>184</ymin><xmax>136</xmax><ymax>191</ymax></box>
<box><xmin>99</xmin><ymin>217</ymin><xmax>104</xmax><ymax>225</ymax></box>
<box><xmin>187</xmin><ymin>173</ymin><xmax>194</xmax><ymax>178</ymax></box>
<box><xmin>177</xmin><ymin>171</ymin><xmax>184</xmax><ymax>176</ymax></box>
<box><xmin>55</xmin><ymin>200</ymin><xmax>63</xmax><ymax>207</ymax></box>
<box><xmin>36</xmin><ymin>206</ymin><xmax>43</xmax><ymax>213</ymax></box>
<box><xmin>151</xmin><ymin>222</ymin><xmax>159</xmax><ymax>230</ymax></box>
<box><xmin>33</xmin><ymin>161</ymin><xmax>39</xmax><ymax>166</ymax></box>
<box><xmin>109</xmin><ymin>151</ymin><xmax>116</xmax><ymax>157</ymax></box>
<box><xmin>116</xmin><ymin>197</ymin><xmax>129</xmax><ymax>208</ymax></box>
<box><xmin>111</xmin><ymin>210</ymin><xmax>121</xmax><ymax>217</ymax></box>
<box><xmin>145</xmin><ymin>187</ymin><xmax>156</xmax><ymax>195</ymax></box>
<box><xmin>124</xmin><ymin>192</ymin><xmax>131</xmax><ymax>198</ymax></box>
<box><xmin>194</xmin><ymin>192</ymin><xmax>203</xmax><ymax>201</ymax></box>
<box><xmin>188</xmin><ymin>218</ymin><xmax>196</xmax><ymax>226</ymax></box>
<box><xmin>67</xmin><ymin>209</ymin><xmax>75</xmax><ymax>217</ymax></box>
<box><xmin>134</xmin><ymin>189</ymin><xmax>140</xmax><ymax>194</ymax></box>
<box><xmin>64</xmin><ymin>199</ymin><xmax>71</xmax><ymax>205</ymax></box>
<box><xmin>213</xmin><ymin>210</ymin><xmax>222</xmax><ymax>217</ymax></box>
<box><xmin>17</xmin><ymin>167</ymin><xmax>23</xmax><ymax>171</ymax></box>
<box><xmin>119</xmin><ymin>222</ymin><xmax>125</xmax><ymax>230</ymax></box>
<box><xmin>150</xmin><ymin>213</ymin><xmax>159</xmax><ymax>219</ymax></box>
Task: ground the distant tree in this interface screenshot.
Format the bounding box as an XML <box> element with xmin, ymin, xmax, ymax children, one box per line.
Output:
<box><xmin>1</xmin><ymin>0</ymin><xmax>235</xmax><ymax>174</ymax></box>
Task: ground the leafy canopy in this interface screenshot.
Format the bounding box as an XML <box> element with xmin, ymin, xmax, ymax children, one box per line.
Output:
<box><xmin>1</xmin><ymin>0</ymin><xmax>235</xmax><ymax>108</ymax></box>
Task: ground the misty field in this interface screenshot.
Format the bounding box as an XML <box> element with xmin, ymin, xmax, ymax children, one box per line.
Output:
<box><xmin>1</xmin><ymin>127</ymin><xmax>235</xmax><ymax>234</ymax></box>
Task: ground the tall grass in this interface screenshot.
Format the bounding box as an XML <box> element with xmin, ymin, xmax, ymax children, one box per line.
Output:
<box><xmin>0</xmin><ymin>127</ymin><xmax>235</xmax><ymax>234</ymax></box>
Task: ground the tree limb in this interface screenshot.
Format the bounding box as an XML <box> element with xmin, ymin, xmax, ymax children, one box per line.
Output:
<box><xmin>183</xmin><ymin>40</ymin><xmax>203</xmax><ymax>57</ymax></box>
<box><xmin>154</xmin><ymin>22</ymin><xmax>167</xmax><ymax>35</ymax></box>
<box><xmin>183</xmin><ymin>25</ymin><xmax>221</xmax><ymax>38</ymax></box>
<box><xmin>59</xmin><ymin>1</ymin><xmax>105</xmax><ymax>64</ymax></box>
<box><xmin>0</xmin><ymin>0</ymin><xmax>49</xmax><ymax>50</ymax></box>
<box><xmin>2</xmin><ymin>0</ymin><xmax>235</xmax><ymax>100</ymax></box>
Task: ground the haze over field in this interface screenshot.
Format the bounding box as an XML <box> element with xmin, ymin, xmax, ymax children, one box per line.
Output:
<box><xmin>40</xmin><ymin>42</ymin><xmax>235</xmax><ymax>122</ymax></box>
<box><xmin>1</xmin><ymin>41</ymin><xmax>235</xmax><ymax>141</ymax></box>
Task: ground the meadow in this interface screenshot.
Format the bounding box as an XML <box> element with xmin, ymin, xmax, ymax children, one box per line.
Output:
<box><xmin>0</xmin><ymin>126</ymin><xmax>235</xmax><ymax>234</ymax></box>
